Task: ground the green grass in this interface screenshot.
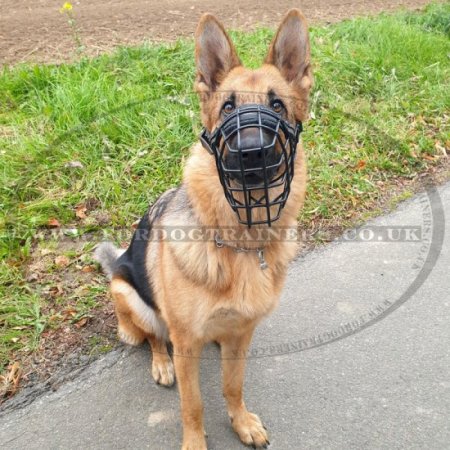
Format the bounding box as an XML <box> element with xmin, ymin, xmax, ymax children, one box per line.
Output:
<box><xmin>1</xmin><ymin>3</ymin><xmax>449</xmax><ymax>374</ymax></box>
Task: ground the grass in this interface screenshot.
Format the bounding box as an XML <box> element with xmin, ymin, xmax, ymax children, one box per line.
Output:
<box><xmin>0</xmin><ymin>3</ymin><xmax>449</xmax><ymax>377</ymax></box>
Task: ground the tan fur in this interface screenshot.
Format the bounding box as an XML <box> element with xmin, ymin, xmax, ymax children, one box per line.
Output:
<box><xmin>102</xmin><ymin>9</ymin><xmax>312</xmax><ymax>450</ymax></box>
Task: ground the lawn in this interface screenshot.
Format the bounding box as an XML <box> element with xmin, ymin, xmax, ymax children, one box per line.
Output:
<box><xmin>0</xmin><ymin>3</ymin><xmax>449</xmax><ymax>389</ymax></box>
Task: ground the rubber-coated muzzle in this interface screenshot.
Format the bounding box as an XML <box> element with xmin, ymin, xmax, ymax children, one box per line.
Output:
<box><xmin>200</xmin><ymin>104</ymin><xmax>302</xmax><ymax>227</ymax></box>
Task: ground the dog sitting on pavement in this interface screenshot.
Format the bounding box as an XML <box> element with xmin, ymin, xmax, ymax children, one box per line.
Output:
<box><xmin>95</xmin><ymin>9</ymin><xmax>312</xmax><ymax>449</ymax></box>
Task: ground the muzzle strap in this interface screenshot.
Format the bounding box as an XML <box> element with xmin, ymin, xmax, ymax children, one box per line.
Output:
<box><xmin>200</xmin><ymin>128</ymin><xmax>214</xmax><ymax>155</ymax></box>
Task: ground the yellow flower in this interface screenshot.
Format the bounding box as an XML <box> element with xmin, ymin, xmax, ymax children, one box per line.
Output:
<box><xmin>60</xmin><ymin>2</ymin><xmax>73</xmax><ymax>13</ymax></box>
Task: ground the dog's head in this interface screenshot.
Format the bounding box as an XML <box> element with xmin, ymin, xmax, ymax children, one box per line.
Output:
<box><xmin>195</xmin><ymin>9</ymin><xmax>312</xmax><ymax>131</ymax></box>
<box><xmin>194</xmin><ymin>10</ymin><xmax>312</xmax><ymax>226</ymax></box>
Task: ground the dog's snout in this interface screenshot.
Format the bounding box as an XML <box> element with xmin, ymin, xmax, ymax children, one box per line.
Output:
<box><xmin>231</xmin><ymin>128</ymin><xmax>274</xmax><ymax>155</ymax></box>
<box><xmin>225</xmin><ymin>128</ymin><xmax>279</xmax><ymax>185</ymax></box>
<box><xmin>241</xmin><ymin>148</ymin><xmax>266</xmax><ymax>166</ymax></box>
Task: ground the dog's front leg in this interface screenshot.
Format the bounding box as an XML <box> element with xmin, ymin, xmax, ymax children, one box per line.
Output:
<box><xmin>172</xmin><ymin>338</ymin><xmax>207</xmax><ymax>450</ymax></box>
<box><xmin>221</xmin><ymin>327</ymin><xmax>269</xmax><ymax>448</ymax></box>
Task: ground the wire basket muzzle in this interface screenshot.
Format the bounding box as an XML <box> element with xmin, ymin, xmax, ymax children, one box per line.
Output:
<box><xmin>202</xmin><ymin>104</ymin><xmax>302</xmax><ymax>227</ymax></box>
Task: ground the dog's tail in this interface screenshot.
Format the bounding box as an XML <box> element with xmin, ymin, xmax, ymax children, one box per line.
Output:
<box><xmin>94</xmin><ymin>242</ymin><xmax>125</xmax><ymax>280</ymax></box>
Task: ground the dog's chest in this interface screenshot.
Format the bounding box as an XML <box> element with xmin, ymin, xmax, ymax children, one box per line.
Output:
<box><xmin>207</xmin><ymin>307</ymin><xmax>241</xmax><ymax>325</ymax></box>
<box><xmin>166</xmin><ymin>239</ymin><xmax>288</xmax><ymax>339</ymax></box>
<box><xmin>203</xmin><ymin>306</ymin><xmax>253</xmax><ymax>340</ymax></box>
<box><xmin>204</xmin><ymin>258</ymin><xmax>280</xmax><ymax>327</ymax></box>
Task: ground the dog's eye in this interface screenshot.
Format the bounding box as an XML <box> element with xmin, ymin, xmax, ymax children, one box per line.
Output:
<box><xmin>271</xmin><ymin>100</ymin><xmax>284</xmax><ymax>114</ymax></box>
<box><xmin>222</xmin><ymin>101</ymin><xmax>235</xmax><ymax>115</ymax></box>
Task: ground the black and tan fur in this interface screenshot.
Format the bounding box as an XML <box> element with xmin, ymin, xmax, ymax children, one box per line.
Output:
<box><xmin>95</xmin><ymin>9</ymin><xmax>312</xmax><ymax>449</ymax></box>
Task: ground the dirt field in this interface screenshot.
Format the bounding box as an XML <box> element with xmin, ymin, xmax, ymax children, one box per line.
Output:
<box><xmin>0</xmin><ymin>0</ymin><xmax>434</xmax><ymax>65</ymax></box>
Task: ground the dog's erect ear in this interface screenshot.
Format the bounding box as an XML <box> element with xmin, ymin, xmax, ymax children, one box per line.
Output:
<box><xmin>195</xmin><ymin>14</ymin><xmax>241</xmax><ymax>93</ymax></box>
<box><xmin>265</xmin><ymin>9</ymin><xmax>311</xmax><ymax>84</ymax></box>
<box><xmin>265</xmin><ymin>9</ymin><xmax>313</xmax><ymax>120</ymax></box>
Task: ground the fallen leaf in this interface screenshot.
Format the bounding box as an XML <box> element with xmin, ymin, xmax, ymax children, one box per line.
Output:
<box><xmin>63</xmin><ymin>308</ymin><xmax>77</xmax><ymax>320</ymax></box>
<box><xmin>435</xmin><ymin>141</ymin><xmax>447</xmax><ymax>157</ymax></box>
<box><xmin>49</xmin><ymin>284</ymin><xmax>64</xmax><ymax>297</ymax></box>
<box><xmin>85</xmin><ymin>197</ymin><xmax>100</xmax><ymax>211</ymax></box>
<box><xmin>63</xmin><ymin>228</ymin><xmax>78</xmax><ymax>237</ymax></box>
<box><xmin>356</xmin><ymin>160</ymin><xmax>366</xmax><ymax>170</ymax></box>
<box><xmin>54</xmin><ymin>255</ymin><xmax>70</xmax><ymax>267</ymax></box>
<box><xmin>0</xmin><ymin>362</ymin><xmax>22</xmax><ymax>399</ymax></box>
<box><xmin>81</xmin><ymin>265</ymin><xmax>95</xmax><ymax>273</ymax></box>
<box><xmin>26</xmin><ymin>273</ymin><xmax>40</xmax><ymax>282</ymax></box>
<box><xmin>64</xmin><ymin>161</ymin><xmax>84</xmax><ymax>169</ymax></box>
<box><xmin>47</xmin><ymin>218</ymin><xmax>61</xmax><ymax>228</ymax></box>
<box><xmin>74</xmin><ymin>317</ymin><xmax>89</xmax><ymax>328</ymax></box>
<box><xmin>75</xmin><ymin>204</ymin><xmax>87</xmax><ymax>219</ymax></box>
<box><xmin>422</xmin><ymin>154</ymin><xmax>435</xmax><ymax>161</ymax></box>
<box><xmin>48</xmin><ymin>314</ymin><xmax>61</xmax><ymax>323</ymax></box>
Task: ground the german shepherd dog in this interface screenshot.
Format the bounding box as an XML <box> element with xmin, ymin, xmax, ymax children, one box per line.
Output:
<box><xmin>95</xmin><ymin>9</ymin><xmax>312</xmax><ymax>449</ymax></box>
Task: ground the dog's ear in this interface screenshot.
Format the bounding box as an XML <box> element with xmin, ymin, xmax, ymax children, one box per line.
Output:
<box><xmin>195</xmin><ymin>14</ymin><xmax>241</xmax><ymax>93</ymax></box>
<box><xmin>265</xmin><ymin>9</ymin><xmax>313</xmax><ymax>120</ymax></box>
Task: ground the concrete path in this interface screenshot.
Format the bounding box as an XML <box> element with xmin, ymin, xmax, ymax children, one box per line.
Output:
<box><xmin>1</xmin><ymin>182</ymin><xmax>449</xmax><ymax>450</ymax></box>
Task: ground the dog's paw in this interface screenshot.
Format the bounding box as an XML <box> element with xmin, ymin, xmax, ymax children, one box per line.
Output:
<box><xmin>181</xmin><ymin>433</ymin><xmax>207</xmax><ymax>450</ymax></box>
<box><xmin>231</xmin><ymin>411</ymin><xmax>269</xmax><ymax>448</ymax></box>
<box><xmin>151</xmin><ymin>356</ymin><xmax>175</xmax><ymax>387</ymax></box>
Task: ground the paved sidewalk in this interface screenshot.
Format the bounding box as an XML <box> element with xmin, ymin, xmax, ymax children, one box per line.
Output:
<box><xmin>1</xmin><ymin>182</ymin><xmax>449</xmax><ymax>450</ymax></box>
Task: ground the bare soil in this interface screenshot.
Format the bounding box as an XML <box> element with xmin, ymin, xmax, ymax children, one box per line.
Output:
<box><xmin>1</xmin><ymin>0</ymin><xmax>434</xmax><ymax>66</ymax></box>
